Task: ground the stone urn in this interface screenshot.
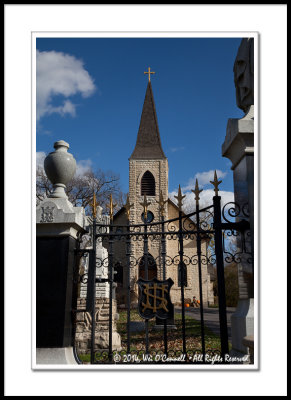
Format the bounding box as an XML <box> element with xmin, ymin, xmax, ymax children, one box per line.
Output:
<box><xmin>44</xmin><ymin>140</ymin><xmax>76</xmax><ymax>199</ymax></box>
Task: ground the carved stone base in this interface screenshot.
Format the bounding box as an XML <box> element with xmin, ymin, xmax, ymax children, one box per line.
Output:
<box><xmin>94</xmin><ymin>332</ymin><xmax>122</xmax><ymax>351</ymax></box>
<box><xmin>75</xmin><ymin>298</ymin><xmax>122</xmax><ymax>354</ymax></box>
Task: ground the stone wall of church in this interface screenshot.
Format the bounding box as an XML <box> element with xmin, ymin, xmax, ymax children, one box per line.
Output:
<box><xmin>166</xmin><ymin>202</ymin><xmax>214</xmax><ymax>306</ymax></box>
<box><xmin>129</xmin><ymin>158</ymin><xmax>169</xmax><ymax>289</ymax></box>
<box><xmin>111</xmin><ymin>158</ymin><xmax>214</xmax><ymax>307</ymax></box>
<box><xmin>112</xmin><ymin>202</ymin><xmax>214</xmax><ymax>307</ymax></box>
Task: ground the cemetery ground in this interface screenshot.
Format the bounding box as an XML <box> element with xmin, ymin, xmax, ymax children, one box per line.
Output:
<box><xmin>77</xmin><ymin>308</ymin><xmax>232</xmax><ymax>363</ymax></box>
<box><xmin>116</xmin><ymin>309</ymin><xmax>224</xmax><ymax>352</ymax></box>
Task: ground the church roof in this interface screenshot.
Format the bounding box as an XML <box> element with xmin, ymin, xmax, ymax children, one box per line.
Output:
<box><xmin>129</xmin><ymin>81</ymin><xmax>166</xmax><ymax>160</ymax></box>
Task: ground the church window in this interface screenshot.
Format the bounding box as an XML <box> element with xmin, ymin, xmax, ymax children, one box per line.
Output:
<box><xmin>139</xmin><ymin>253</ymin><xmax>157</xmax><ymax>280</ymax></box>
<box><xmin>141</xmin><ymin>211</ymin><xmax>154</xmax><ymax>223</ymax></box>
<box><xmin>141</xmin><ymin>171</ymin><xmax>155</xmax><ymax>196</ymax></box>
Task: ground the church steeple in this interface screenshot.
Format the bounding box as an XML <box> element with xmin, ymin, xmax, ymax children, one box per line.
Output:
<box><xmin>130</xmin><ymin>81</ymin><xmax>166</xmax><ymax>160</ymax></box>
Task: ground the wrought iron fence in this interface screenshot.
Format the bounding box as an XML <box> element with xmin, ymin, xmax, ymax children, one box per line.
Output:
<box><xmin>72</xmin><ymin>172</ymin><xmax>251</xmax><ymax>365</ymax></box>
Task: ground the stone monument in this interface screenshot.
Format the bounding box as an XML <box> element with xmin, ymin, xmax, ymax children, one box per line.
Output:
<box><xmin>75</xmin><ymin>210</ymin><xmax>122</xmax><ymax>355</ymax></box>
<box><xmin>222</xmin><ymin>38</ymin><xmax>254</xmax><ymax>359</ymax></box>
<box><xmin>36</xmin><ymin>140</ymin><xmax>86</xmax><ymax>364</ymax></box>
<box><xmin>233</xmin><ymin>38</ymin><xmax>254</xmax><ymax>114</ymax></box>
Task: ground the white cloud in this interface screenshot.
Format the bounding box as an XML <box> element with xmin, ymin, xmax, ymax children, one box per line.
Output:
<box><xmin>75</xmin><ymin>159</ymin><xmax>93</xmax><ymax>177</ymax></box>
<box><xmin>169</xmin><ymin>188</ymin><xmax>234</xmax><ymax>214</ymax></box>
<box><xmin>46</xmin><ymin>99</ymin><xmax>77</xmax><ymax>118</ymax></box>
<box><xmin>169</xmin><ymin>169</ymin><xmax>233</xmax><ymax>214</ymax></box>
<box><xmin>36</xmin><ymin>50</ymin><xmax>96</xmax><ymax>121</ymax></box>
<box><xmin>182</xmin><ymin>169</ymin><xmax>227</xmax><ymax>191</ymax></box>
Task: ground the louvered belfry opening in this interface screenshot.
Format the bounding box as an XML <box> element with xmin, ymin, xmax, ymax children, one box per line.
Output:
<box><xmin>141</xmin><ymin>171</ymin><xmax>155</xmax><ymax>196</ymax></box>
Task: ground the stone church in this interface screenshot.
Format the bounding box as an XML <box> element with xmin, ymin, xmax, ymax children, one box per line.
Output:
<box><xmin>112</xmin><ymin>78</ymin><xmax>214</xmax><ymax>307</ymax></box>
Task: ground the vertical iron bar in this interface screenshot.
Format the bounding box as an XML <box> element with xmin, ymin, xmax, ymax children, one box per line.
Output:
<box><xmin>161</xmin><ymin>215</ymin><xmax>168</xmax><ymax>356</ymax></box>
<box><xmin>108</xmin><ymin>221</ymin><xmax>114</xmax><ymax>362</ymax></box>
<box><xmin>213</xmin><ymin>195</ymin><xmax>229</xmax><ymax>360</ymax></box>
<box><xmin>195</xmin><ymin>203</ymin><xmax>206</xmax><ymax>362</ymax></box>
<box><xmin>178</xmin><ymin>211</ymin><xmax>186</xmax><ymax>355</ymax></box>
<box><xmin>144</xmin><ymin>221</ymin><xmax>149</xmax><ymax>354</ymax></box>
<box><xmin>90</xmin><ymin>219</ymin><xmax>97</xmax><ymax>364</ymax></box>
<box><xmin>72</xmin><ymin>232</ymin><xmax>83</xmax><ymax>363</ymax></box>
<box><xmin>126</xmin><ymin>220</ymin><xmax>131</xmax><ymax>354</ymax></box>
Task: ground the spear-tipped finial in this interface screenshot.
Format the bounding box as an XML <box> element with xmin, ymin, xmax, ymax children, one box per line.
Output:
<box><xmin>107</xmin><ymin>194</ymin><xmax>117</xmax><ymax>221</ymax></box>
<box><xmin>124</xmin><ymin>194</ymin><xmax>134</xmax><ymax>220</ymax></box>
<box><xmin>210</xmin><ymin>170</ymin><xmax>222</xmax><ymax>196</ymax></box>
<box><xmin>192</xmin><ymin>179</ymin><xmax>203</xmax><ymax>206</ymax></box>
<box><xmin>139</xmin><ymin>194</ymin><xmax>151</xmax><ymax>221</ymax></box>
<box><xmin>174</xmin><ymin>185</ymin><xmax>186</xmax><ymax>211</ymax></box>
<box><xmin>157</xmin><ymin>190</ymin><xmax>168</xmax><ymax>217</ymax></box>
<box><xmin>89</xmin><ymin>192</ymin><xmax>99</xmax><ymax>219</ymax></box>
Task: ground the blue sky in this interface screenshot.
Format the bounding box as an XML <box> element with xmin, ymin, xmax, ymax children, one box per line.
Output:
<box><xmin>36</xmin><ymin>37</ymin><xmax>244</xmax><ymax>209</ymax></box>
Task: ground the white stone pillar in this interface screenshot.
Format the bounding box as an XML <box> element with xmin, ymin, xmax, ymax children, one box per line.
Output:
<box><xmin>36</xmin><ymin>140</ymin><xmax>86</xmax><ymax>365</ymax></box>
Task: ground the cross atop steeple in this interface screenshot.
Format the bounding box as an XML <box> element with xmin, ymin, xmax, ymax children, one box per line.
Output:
<box><xmin>144</xmin><ymin>67</ymin><xmax>155</xmax><ymax>82</ymax></box>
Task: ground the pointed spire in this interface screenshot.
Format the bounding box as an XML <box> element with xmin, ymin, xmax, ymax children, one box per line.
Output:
<box><xmin>130</xmin><ymin>81</ymin><xmax>166</xmax><ymax>160</ymax></box>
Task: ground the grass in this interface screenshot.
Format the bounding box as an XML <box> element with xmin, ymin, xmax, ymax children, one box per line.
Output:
<box><xmin>116</xmin><ymin>309</ymin><xmax>221</xmax><ymax>353</ymax></box>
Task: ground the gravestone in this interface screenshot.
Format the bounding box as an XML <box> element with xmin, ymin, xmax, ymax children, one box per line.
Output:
<box><xmin>75</xmin><ymin>209</ymin><xmax>121</xmax><ymax>354</ymax></box>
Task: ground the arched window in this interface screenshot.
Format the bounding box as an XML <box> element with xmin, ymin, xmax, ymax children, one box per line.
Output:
<box><xmin>178</xmin><ymin>262</ymin><xmax>187</xmax><ymax>287</ymax></box>
<box><xmin>141</xmin><ymin>171</ymin><xmax>155</xmax><ymax>196</ymax></box>
<box><xmin>139</xmin><ymin>253</ymin><xmax>157</xmax><ymax>280</ymax></box>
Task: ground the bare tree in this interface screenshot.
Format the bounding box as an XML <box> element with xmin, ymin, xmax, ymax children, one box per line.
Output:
<box><xmin>36</xmin><ymin>166</ymin><xmax>52</xmax><ymax>204</ymax></box>
<box><xmin>36</xmin><ymin>166</ymin><xmax>126</xmax><ymax>216</ymax></box>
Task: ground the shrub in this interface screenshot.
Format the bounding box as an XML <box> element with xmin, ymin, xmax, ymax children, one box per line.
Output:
<box><xmin>212</xmin><ymin>263</ymin><xmax>239</xmax><ymax>307</ymax></box>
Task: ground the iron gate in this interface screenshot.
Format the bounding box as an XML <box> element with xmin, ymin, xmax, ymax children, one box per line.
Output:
<box><xmin>72</xmin><ymin>173</ymin><xmax>251</xmax><ymax>365</ymax></box>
